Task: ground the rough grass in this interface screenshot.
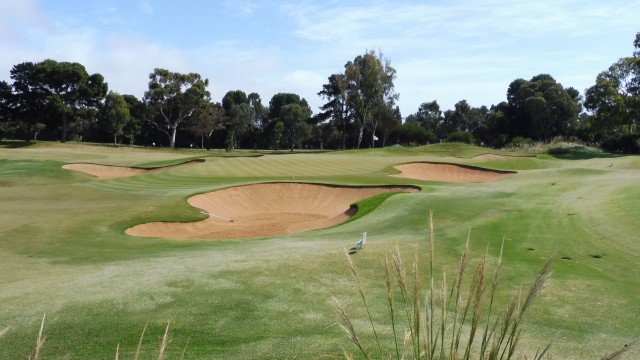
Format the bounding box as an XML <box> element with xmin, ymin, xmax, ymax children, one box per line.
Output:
<box><xmin>0</xmin><ymin>142</ymin><xmax>638</xmax><ymax>358</ymax></box>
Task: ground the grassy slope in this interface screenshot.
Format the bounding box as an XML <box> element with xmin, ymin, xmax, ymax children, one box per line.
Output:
<box><xmin>0</xmin><ymin>142</ymin><xmax>638</xmax><ymax>358</ymax></box>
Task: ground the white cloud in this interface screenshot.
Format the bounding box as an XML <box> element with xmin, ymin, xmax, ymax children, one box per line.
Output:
<box><xmin>138</xmin><ymin>0</ymin><xmax>153</xmax><ymax>14</ymax></box>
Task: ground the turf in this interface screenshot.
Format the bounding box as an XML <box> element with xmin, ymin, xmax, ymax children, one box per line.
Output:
<box><xmin>0</xmin><ymin>141</ymin><xmax>638</xmax><ymax>359</ymax></box>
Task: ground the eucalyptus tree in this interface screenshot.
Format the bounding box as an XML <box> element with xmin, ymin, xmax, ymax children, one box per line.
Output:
<box><xmin>122</xmin><ymin>95</ymin><xmax>145</xmax><ymax>144</ymax></box>
<box><xmin>584</xmin><ymin>32</ymin><xmax>640</xmax><ymax>138</ymax></box>
<box><xmin>344</xmin><ymin>50</ymin><xmax>398</xmax><ymax>149</ymax></box>
<box><xmin>247</xmin><ymin>92</ymin><xmax>268</xmax><ymax>148</ymax></box>
<box><xmin>405</xmin><ymin>100</ymin><xmax>442</xmax><ymax>134</ymax></box>
<box><xmin>99</xmin><ymin>91</ymin><xmax>130</xmax><ymax>145</ymax></box>
<box><xmin>222</xmin><ymin>90</ymin><xmax>253</xmax><ymax>150</ymax></box>
<box><xmin>268</xmin><ymin>93</ymin><xmax>312</xmax><ymax>150</ymax></box>
<box><xmin>144</xmin><ymin>68</ymin><xmax>210</xmax><ymax>148</ymax></box>
<box><xmin>279</xmin><ymin>103</ymin><xmax>311</xmax><ymax>151</ymax></box>
<box><xmin>191</xmin><ymin>101</ymin><xmax>226</xmax><ymax>149</ymax></box>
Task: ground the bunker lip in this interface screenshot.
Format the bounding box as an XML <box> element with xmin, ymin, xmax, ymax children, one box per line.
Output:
<box><xmin>473</xmin><ymin>153</ymin><xmax>534</xmax><ymax>160</ymax></box>
<box><xmin>125</xmin><ymin>182</ymin><xmax>420</xmax><ymax>240</ymax></box>
<box><xmin>62</xmin><ymin>159</ymin><xmax>205</xmax><ymax>179</ymax></box>
<box><xmin>391</xmin><ymin>161</ymin><xmax>515</xmax><ymax>183</ymax></box>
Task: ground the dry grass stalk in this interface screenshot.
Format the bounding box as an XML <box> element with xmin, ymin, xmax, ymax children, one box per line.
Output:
<box><xmin>133</xmin><ymin>323</ymin><xmax>147</xmax><ymax>360</ymax></box>
<box><xmin>0</xmin><ymin>326</ymin><xmax>9</xmax><ymax>339</ymax></box>
<box><xmin>333</xmin><ymin>296</ymin><xmax>370</xmax><ymax>360</ymax></box>
<box><xmin>384</xmin><ymin>255</ymin><xmax>401</xmax><ymax>359</ymax></box>
<box><xmin>179</xmin><ymin>339</ymin><xmax>190</xmax><ymax>360</ymax></box>
<box><xmin>28</xmin><ymin>313</ymin><xmax>46</xmax><ymax>360</ymax></box>
<box><xmin>158</xmin><ymin>321</ymin><xmax>171</xmax><ymax>360</ymax></box>
<box><xmin>601</xmin><ymin>337</ymin><xmax>640</xmax><ymax>360</ymax></box>
<box><xmin>336</xmin><ymin>213</ymin><xmax>562</xmax><ymax>360</ymax></box>
<box><xmin>345</xmin><ymin>247</ymin><xmax>382</xmax><ymax>353</ymax></box>
<box><xmin>115</xmin><ymin>343</ymin><xmax>120</xmax><ymax>360</ymax></box>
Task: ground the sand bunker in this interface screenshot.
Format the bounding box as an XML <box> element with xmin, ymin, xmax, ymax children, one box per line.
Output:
<box><xmin>62</xmin><ymin>159</ymin><xmax>204</xmax><ymax>179</ymax></box>
<box><xmin>392</xmin><ymin>162</ymin><xmax>514</xmax><ymax>183</ymax></box>
<box><xmin>473</xmin><ymin>153</ymin><xmax>529</xmax><ymax>160</ymax></box>
<box><xmin>126</xmin><ymin>183</ymin><xmax>419</xmax><ymax>240</ymax></box>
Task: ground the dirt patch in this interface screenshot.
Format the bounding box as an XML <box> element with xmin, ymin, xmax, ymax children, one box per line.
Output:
<box><xmin>62</xmin><ymin>159</ymin><xmax>204</xmax><ymax>179</ymax></box>
<box><xmin>391</xmin><ymin>162</ymin><xmax>514</xmax><ymax>183</ymax></box>
<box><xmin>126</xmin><ymin>182</ymin><xmax>419</xmax><ymax>240</ymax></box>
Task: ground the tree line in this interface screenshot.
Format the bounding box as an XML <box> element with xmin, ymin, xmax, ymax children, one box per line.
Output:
<box><xmin>1</xmin><ymin>33</ymin><xmax>638</xmax><ymax>152</ymax></box>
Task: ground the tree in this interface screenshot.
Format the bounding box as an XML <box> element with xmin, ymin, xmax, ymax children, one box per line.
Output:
<box><xmin>377</xmin><ymin>105</ymin><xmax>402</xmax><ymax>147</ymax></box>
<box><xmin>344</xmin><ymin>50</ymin><xmax>398</xmax><ymax>149</ymax></box>
<box><xmin>99</xmin><ymin>91</ymin><xmax>130</xmax><ymax>145</ymax></box>
<box><xmin>405</xmin><ymin>100</ymin><xmax>442</xmax><ymax>134</ymax></box>
<box><xmin>122</xmin><ymin>95</ymin><xmax>145</xmax><ymax>145</ymax></box>
<box><xmin>318</xmin><ymin>73</ymin><xmax>352</xmax><ymax>150</ymax></box>
<box><xmin>394</xmin><ymin>122</ymin><xmax>437</xmax><ymax>146</ymax></box>
<box><xmin>247</xmin><ymin>92</ymin><xmax>267</xmax><ymax>148</ymax></box>
<box><xmin>144</xmin><ymin>68</ymin><xmax>210</xmax><ymax>148</ymax></box>
<box><xmin>0</xmin><ymin>81</ymin><xmax>15</xmax><ymax>138</ymax></box>
<box><xmin>582</xmin><ymin>32</ymin><xmax>640</xmax><ymax>152</ymax></box>
<box><xmin>584</xmin><ymin>35</ymin><xmax>640</xmax><ymax>137</ymax></box>
<box><xmin>505</xmin><ymin>74</ymin><xmax>580</xmax><ymax>141</ymax></box>
<box><xmin>192</xmin><ymin>101</ymin><xmax>226</xmax><ymax>149</ymax></box>
<box><xmin>279</xmin><ymin>103</ymin><xmax>311</xmax><ymax>151</ymax></box>
<box><xmin>267</xmin><ymin>93</ymin><xmax>312</xmax><ymax>150</ymax></box>
<box><xmin>8</xmin><ymin>60</ymin><xmax>107</xmax><ymax>142</ymax></box>
<box><xmin>272</xmin><ymin>121</ymin><xmax>285</xmax><ymax>151</ymax></box>
<box><xmin>222</xmin><ymin>90</ymin><xmax>253</xmax><ymax>151</ymax></box>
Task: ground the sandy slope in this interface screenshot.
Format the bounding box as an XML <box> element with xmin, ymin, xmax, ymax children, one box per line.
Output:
<box><xmin>62</xmin><ymin>160</ymin><xmax>203</xmax><ymax>179</ymax></box>
<box><xmin>391</xmin><ymin>162</ymin><xmax>514</xmax><ymax>182</ymax></box>
<box><xmin>126</xmin><ymin>183</ymin><xmax>418</xmax><ymax>239</ymax></box>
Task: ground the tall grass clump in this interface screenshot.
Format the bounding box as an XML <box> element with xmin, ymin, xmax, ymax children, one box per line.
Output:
<box><xmin>333</xmin><ymin>214</ymin><xmax>640</xmax><ymax>360</ymax></box>
<box><xmin>333</xmin><ymin>212</ymin><xmax>636</xmax><ymax>359</ymax></box>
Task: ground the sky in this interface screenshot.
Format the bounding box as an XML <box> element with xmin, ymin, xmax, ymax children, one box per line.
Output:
<box><xmin>0</xmin><ymin>0</ymin><xmax>638</xmax><ymax>117</ymax></box>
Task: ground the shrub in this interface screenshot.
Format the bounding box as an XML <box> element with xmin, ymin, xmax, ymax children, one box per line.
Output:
<box><xmin>446</xmin><ymin>131</ymin><xmax>475</xmax><ymax>144</ymax></box>
<box><xmin>600</xmin><ymin>134</ymin><xmax>640</xmax><ymax>154</ymax></box>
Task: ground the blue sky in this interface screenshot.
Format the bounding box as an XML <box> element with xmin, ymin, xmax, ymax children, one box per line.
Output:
<box><xmin>0</xmin><ymin>0</ymin><xmax>638</xmax><ymax>117</ymax></box>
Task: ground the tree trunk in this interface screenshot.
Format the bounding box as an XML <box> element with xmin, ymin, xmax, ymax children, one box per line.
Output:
<box><xmin>61</xmin><ymin>115</ymin><xmax>68</xmax><ymax>143</ymax></box>
<box><xmin>114</xmin><ymin>134</ymin><xmax>117</xmax><ymax>145</ymax></box>
<box><xmin>169</xmin><ymin>125</ymin><xmax>178</xmax><ymax>148</ymax></box>
<box><xmin>341</xmin><ymin>117</ymin><xmax>346</xmax><ymax>150</ymax></box>
<box><xmin>356</xmin><ymin>123</ymin><xmax>364</xmax><ymax>149</ymax></box>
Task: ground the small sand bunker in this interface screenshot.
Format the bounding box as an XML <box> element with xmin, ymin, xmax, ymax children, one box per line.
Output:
<box><xmin>473</xmin><ymin>153</ymin><xmax>528</xmax><ymax>160</ymax></box>
<box><xmin>392</xmin><ymin>162</ymin><xmax>514</xmax><ymax>183</ymax></box>
<box><xmin>126</xmin><ymin>183</ymin><xmax>418</xmax><ymax>240</ymax></box>
<box><xmin>63</xmin><ymin>159</ymin><xmax>204</xmax><ymax>179</ymax></box>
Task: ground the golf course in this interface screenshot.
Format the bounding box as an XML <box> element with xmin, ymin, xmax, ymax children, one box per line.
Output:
<box><xmin>0</xmin><ymin>141</ymin><xmax>639</xmax><ymax>359</ymax></box>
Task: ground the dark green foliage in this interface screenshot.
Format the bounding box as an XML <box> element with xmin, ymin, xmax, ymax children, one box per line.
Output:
<box><xmin>6</xmin><ymin>60</ymin><xmax>107</xmax><ymax>142</ymax></box>
<box><xmin>446</xmin><ymin>131</ymin><xmax>475</xmax><ymax>144</ymax></box>
<box><xmin>601</xmin><ymin>133</ymin><xmax>640</xmax><ymax>153</ymax></box>
<box><xmin>394</xmin><ymin>122</ymin><xmax>437</xmax><ymax>146</ymax></box>
<box><xmin>582</xmin><ymin>32</ymin><xmax>640</xmax><ymax>149</ymax></box>
<box><xmin>505</xmin><ymin>74</ymin><xmax>581</xmax><ymax>141</ymax></box>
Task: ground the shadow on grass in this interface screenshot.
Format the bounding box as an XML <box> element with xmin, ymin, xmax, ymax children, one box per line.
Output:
<box><xmin>0</xmin><ymin>140</ymin><xmax>38</xmax><ymax>149</ymax></box>
<box><xmin>547</xmin><ymin>147</ymin><xmax>628</xmax><ymax>160</ymax></box>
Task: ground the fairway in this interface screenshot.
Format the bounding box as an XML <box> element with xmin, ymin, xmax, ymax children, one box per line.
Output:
<box><xmin>0</xmin><ymin>142</ymin><xmax>639</xmax><ymax>359</ymax></box>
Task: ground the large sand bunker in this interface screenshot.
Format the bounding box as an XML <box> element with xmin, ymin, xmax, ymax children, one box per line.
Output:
<box><xmin>62</xmin><ymin>159</ymin><xmax>204</xmax><ymax>179</ymax></box>
<box><xmin>392</xmin><ymin>162</ymin><xmax>514</xmax><ymax>183</ymax></box>
<box><xmin>126</xmin><ymin>183</ymin><xmax>419</xmax><ymax>240</ymax></box>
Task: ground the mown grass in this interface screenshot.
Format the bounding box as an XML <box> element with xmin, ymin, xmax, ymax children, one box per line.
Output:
<box><xmin>0</xmin><ymin>142</ymin><xmax>639</xmax><ymax>358</ymax></box>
